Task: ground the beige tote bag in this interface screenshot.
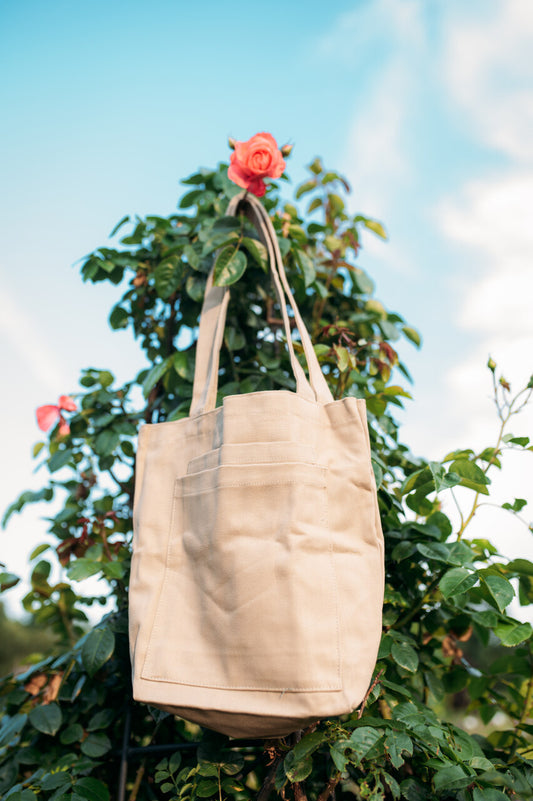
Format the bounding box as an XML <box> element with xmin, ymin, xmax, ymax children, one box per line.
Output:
<box><xmin>129</xmin><ymin>191</ymin><xmax>384</xmax><ymax>738</ymax></box>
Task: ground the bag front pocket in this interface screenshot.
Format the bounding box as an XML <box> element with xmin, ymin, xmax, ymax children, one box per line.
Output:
<box><xmin>141</xmin><ymin>460</ymin><xmax>341</xmax><ymax>692</ymax></box>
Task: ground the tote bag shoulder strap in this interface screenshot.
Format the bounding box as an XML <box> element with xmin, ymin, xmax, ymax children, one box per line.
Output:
<box><xmin>190</xmin><ymin>191</ymin><xmax>333</xmax><ymax>416</ymax></box>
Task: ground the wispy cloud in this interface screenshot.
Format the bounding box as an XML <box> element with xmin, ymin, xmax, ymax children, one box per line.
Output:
<box><xmin>0</xmin><ymin>287</ymin><xmax>70</xmax><ymax>392</ymax></box>
<box><xmin>441</xmin><ymin>0</ymin><xmax>533</xmax><ymax>161</ymax></box>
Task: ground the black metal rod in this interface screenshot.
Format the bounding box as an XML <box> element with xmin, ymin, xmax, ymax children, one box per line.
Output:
<box><xmin>117</xmin><ymin>706</ymin><xmax>132</xmax><ymax>801</ymax></box>
<box><xmin>118</xmin><ymin>737</ymin><xmax>263</xmax><ymax>760</ymax></box>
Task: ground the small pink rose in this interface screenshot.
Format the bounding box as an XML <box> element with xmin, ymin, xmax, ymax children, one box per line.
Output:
<box><xmin>36</xmin><ymin>396</ymin><xmax>77</xmax><ymax>436</ymax></box>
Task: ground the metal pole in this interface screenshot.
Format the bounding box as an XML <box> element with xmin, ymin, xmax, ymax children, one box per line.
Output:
<box><xmin>118</xmin><ymin>706</ymin><xmax>132</xmax><ymax>801</ymax></box>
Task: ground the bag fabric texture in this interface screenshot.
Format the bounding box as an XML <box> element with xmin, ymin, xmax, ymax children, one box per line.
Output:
<box><xmin>129</xmin><ymin>191</ymin><xmax>385</xmax><ymax>738</ymax></box>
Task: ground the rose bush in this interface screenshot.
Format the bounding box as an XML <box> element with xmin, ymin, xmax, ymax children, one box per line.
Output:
<box><xmin>0</xmin><ymin>149</ymin><xmax>532</xmax><ymax>801</ymax></box>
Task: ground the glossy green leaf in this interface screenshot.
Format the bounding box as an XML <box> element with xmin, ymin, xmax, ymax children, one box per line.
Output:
<box><xmin>483</xmin><ymin>574</ymin><xmax>514</xmax><ymax>612</ymax></box>
<box><xmin>142</xmin><ymin>358</ymin><xmax>170</xmax><ymax>398</ymax></box>
<box><xmin>213</xmin><ymin>247</ymin><xmax>247</xmax><ymax>286</ymax></box>
<box><xmin>449</xmin><ymin>459</ymin><xmax>491</xmax><ymax>494</ymax></box>
<box><xmin>440</xmin><ymin>568</ymin><xmax>478</xmax><ymax>598</ymax></box>
<box><xmin>154</xmin><ymin>257</ymin><xmax>182</xmax><ymax>299</ymax></box>
<box><xmin>391</xmin><ymin>641</ymin><xmax>419</xmax><ymax>672</ymax></box>
<box><xmin>81</xmin><ymin>627</ymin><xmax>115</xmax><ymax>676</ymax></box>
<box><xmin>494</xmin><ymin>621</ymin><xmax>532</xmax><ymax>647</ymax></box>
<box><xmin>241</xmin><ymin>236</ymin><xmax>267</xmax><ymax>270</ymax></box>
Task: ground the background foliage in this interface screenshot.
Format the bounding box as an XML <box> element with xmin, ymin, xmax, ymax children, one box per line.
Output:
<box><xmin>0</xmin><ymin>157</ymin><xmax>532</xmax><ymax>801</ymax></box>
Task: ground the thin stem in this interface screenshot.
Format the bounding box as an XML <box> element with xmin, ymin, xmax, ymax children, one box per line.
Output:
<box><xmin>317</xmin><ymin>772</ymin><xmax>342</xmax><ymax>801</ymax></box>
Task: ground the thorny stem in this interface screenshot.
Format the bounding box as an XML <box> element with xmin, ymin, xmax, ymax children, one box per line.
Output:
<box><xmin>357</xmin><ymin>669</ymin><xmax>384</xmax><ymax>719</ymax></box>
<box><xmin>456</xmin><ymin>378</ymin><xmax>531</xmax><ymax>540</ymax></box>
<box><xmin>511</xmin><ymin>643</ymin><xmax>533</xmax><ymax>759</ymax></box>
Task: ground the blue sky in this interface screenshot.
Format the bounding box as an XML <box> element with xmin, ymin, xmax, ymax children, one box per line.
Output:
<box><xmin>1</xmin><ymin>0</ymin><xmax>532</xmax><ymax>619</ymax></box>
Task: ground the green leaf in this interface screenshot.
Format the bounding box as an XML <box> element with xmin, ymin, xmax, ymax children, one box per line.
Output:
<box><xmin>81</xmin><ymin>627</ymin><xmax>115</xmax><ymax>676</ymax></box>
<box><xmin>348</xmin><ymin>726</ymin><xmax>383</xmax><ymax>762</ymax></box>
<box><xmin>433</xmin><ymin>765</ymin><xmax>472</xmax><ymax>791</ymax></box>
<box><xmin>284</xmin><ymin>751</ymin><xmax>313</xmax><ymax>782</ymax></box>
<box><xmin>87</xmin><ymin>708</ymin><xmax>114</xmax><ymax>731</ymax></box>
<box><xmin>0</xmin><ymin>571</ymin><xmax>20</xmax><ymax>592</ymax></box>
<box><xmin>292</xmin><ymin>731</ymin><xmax>327</xmax><ymax>762</ymax></box>
<box><xmin>386</xmin><ymin>731</ymin><xmax>412</xmax><ymax>768</ymax></box>
<box><xmin>109</xmin><ymin>305</ymin><xmax>129</xmax><ymax>330</ymax></box>
<box><xmin>502</xmin><ymin>497</ymin><xmax>527</xmax><ymax>512</ymax></box>
<box><xmin>473</xmin><ymin>789</ymin><xmax>509</xmax><ymax>801</ymax></box>
<box><xmin>179</xmin><ymin>189</ymin><xmax>203</xmax><ymax>208</ymax></box>
<box><xmin>391</xmin><ymin>641</ymin><xmax>419</xmax><ymax>672</ymax></box>
<box><xmin>329</xmin><ymin>740</ymin><xmax>351</xmax><ymax>772</ymax></box>
<box><xmin>402</xmin><ymin>326</ymin><xmax>422</xmax><ymax>347</ymax></box>
<box><xmin>154</xmin><ymin>257</ymin><xmax>182</xmax><ymax>299</ymax></box>
<box><xmin>213</xmin><ymin>246</ymin><xmax>247</xmax><ymax>286</ymax></box>
<box><xmin>361</xmin><ymin>217</ymin><xmax>387</xmax><ymax>239</ymax></box>
<box><xmin>28</xmin><ymin>702</ymin><xmax>62</xmax><ymax>736</ymax></box>
<box><xmin>416</xmin><ymin>542</ymin><xmax>451</xmax><ymax>564</ymax></box>
<box><xmin>48</xmin><ymin>449</ymin><xmax>74</xmax><ymax>473</ymax></box>
<box><xmin>428</xmin><ymin>462</ymin><xmax>461</xmax><ymax>492</ymax></box>
<box><xmin>80</xmin><ymin>732</ymin><xmax>112</xmax><ymax>758</ymax></box>
<box><xmin>94</xmin><ymin>429</ymin><xmax>119</xmax><ymax>457</ymax></box>
<box><xmin>67</xmin><ymin>558</ymin><xmax>102</xmax><ymax>581</ymax></box>
<box><xmin>241</xmin><ymin>236</ymin><xmax>267</xmax><ymax>270</ymax></box>
<box><xmin>41</xmin><ymin>772</ymin><xmax>71</xmax><ymax>791</ymax></box>
<box><xmin>506</xmin><ymin>558</ymin><xmax>533</xmax><ymax>576</ymax></box>
<box><xmin>142</xmin><ymin>358</ymin><xmax>170</xmax><ymax>398</ymax></box>
<box><xmin>440</xmin><ymin>567</ymin><xmax>478</xmax><ymax>598</ymax></box>
<box><xmin>60</xmin><ymin>723</ymin><xmax>84</xmax><ymax>744</ymax></box>
<box><xmin>483</xmin><ymin>574</ymin><xmax>514</xmax><ymax>612</ymax></box>
<box><xmin>449</xmin><ymin>459</ymin><xmax>490</xmax><ymax>494</ymax></box>
<box><xmin>74</xmin><ymin>777</ymin><xmax>110</xmax><ymax>801</ymax></box>
<box><xmin>169</xmin><ymin>750</ymin><xmax>182</xmax><ymax>774</ymax></box>
<box><xmin>494</xmin><ymin>621</ymin><xmax>532</xmax><ymax>647</ymax></box>
<box><xmin>196</xmin><ymin>779</ymin><xmax>219</xmax><ymax>797</ymax></box>
<box><xmin>295</xmin><ymin>179</ymin><xmax>317</xmax><ymax>199</ymax></box>
<box><xmin>294</xmin><ymin>249</ymin><xmax>316</xmax><ymax>287</ymax></box>
<box><xmin>0</xmin><ymin>713</ymin><xmax>27</xmax><ymax>747</ymax></box>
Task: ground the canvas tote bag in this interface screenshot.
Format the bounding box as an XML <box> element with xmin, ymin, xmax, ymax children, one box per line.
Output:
<box><xmin>129</xmin><ymin>190</ymin><xmax>384</xmax><ymax>738</ymax></box>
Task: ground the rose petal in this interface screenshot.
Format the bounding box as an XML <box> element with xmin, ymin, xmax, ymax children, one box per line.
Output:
<box><xmin>36</xmin><ymin>405</ymin><xmax>60</xmax><ymax>431</ymax></box>
<box><xmin>58</xmin><ymin>395</ymin><xmax>77</xmax><ymax>412</ymax></box>
<box><xmin>246</xmin><ymin>176</ymin><xmax>267</xmax><ymax>197</ymax></box>
<box><xmin>228</xmin><ymin>158</ymin><xmax>252</xmax><ymax>188</ymax></box>
<box><xmin>58</xmin><ymin>419</ymin><xmax>70</xmax><ymax>437</ymax></box>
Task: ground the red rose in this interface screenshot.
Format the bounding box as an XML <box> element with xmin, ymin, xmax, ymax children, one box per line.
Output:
<box><xmin>228</xmin><ymin>132</ymin><xmax>286</xmax><ymax>197</ymax></box>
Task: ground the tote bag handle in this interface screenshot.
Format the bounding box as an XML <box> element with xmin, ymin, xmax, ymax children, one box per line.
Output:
<box><xmin>190</xmin><ymin>191</ymin><xmax>333</xmax><ymax>416</ymax></box>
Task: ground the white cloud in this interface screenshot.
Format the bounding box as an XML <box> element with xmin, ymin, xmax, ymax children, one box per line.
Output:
<box><xmin>317</xmin><ymin>0</ymin><xmax>424</xmax><ymax>63</ymax></box>
<box><xmin>0</xmin><ymin>287</ymin><xmax>70</xmax><ymax>392</ymax></box>
<box><xmin>441</xmin><ymin>0</ymin><xmax>533</xmax><ymax>161</ymax></box>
